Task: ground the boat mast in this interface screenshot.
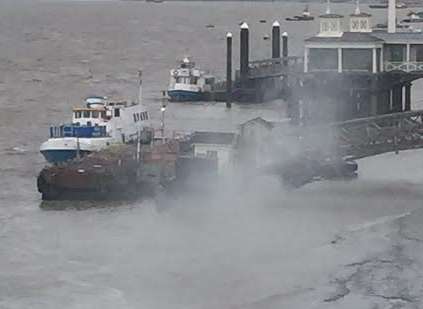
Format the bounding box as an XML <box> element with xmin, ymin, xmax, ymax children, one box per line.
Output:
<box><xmin>138</xmin><ymin>70</ymin><xmax>143</xmax><ymax>104</ymax></box>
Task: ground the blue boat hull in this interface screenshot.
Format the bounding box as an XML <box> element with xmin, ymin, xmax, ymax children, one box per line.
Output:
<box><xmin>41</xmin><ymin>150</ymin><xmax>90</xmax><ymax>164</ymax></box>
<box><xmin>168</xmin><ymin>90</ymin><xmax>203</xmax><ymax>102</ymax></box>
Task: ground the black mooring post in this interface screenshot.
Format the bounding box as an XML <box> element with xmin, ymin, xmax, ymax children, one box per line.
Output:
<box><xmin>282</xmin><ymin>32</ymin><xmax>288</xmax><ymax>66</ymax></box>
<box><xmin>240</xmin><ymin>22</ymin><xmax>249</xmax><ymax>86</ymax></box>
<box><xmin>392</xmin><ymin>85</ymin><xmax>403</xmax><ymax>112</ymax></box>
<box><xmin>226</xmin><ymin>32</ymin><xmax>232</xmax><ymax>108</ymax></box>
<box><xmin>272</xmin><ymin>21</ymin><xmax>280</xmax><ymax>59</ymax></box>
<box><xmin>405</xmin><ymin>82</ymin><xmax>411</xmax><ymax>111</ymax></box>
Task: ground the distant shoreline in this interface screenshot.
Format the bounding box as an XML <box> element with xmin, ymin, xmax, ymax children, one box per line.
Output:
<box><xmin>138</xmin><ymin>0</ymin><xmax>423</xmax><ymax>5</ymax></box>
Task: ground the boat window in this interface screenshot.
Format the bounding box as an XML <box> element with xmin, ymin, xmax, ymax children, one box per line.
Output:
<box><xmin>176</xmin><ymin>77</ymin><xmax>190</xmax><ymax>84</ymax></box>
<box><xmin>206</xmin><ymin>150</ymin><xmax>218</xmax><ymax>158</ymax></box>
<box><xmin>114</xmin><ymin>108</ymin><xmax>120</xmax><ymax>117</ymax></box>
<box><xmin>74</xmin><ymin>111</ymin><xmax>82</xmax><ymax>119</ymax></box>
<box><xmin>145</xmin><ymin>112</ymin><xmax>149</xmax><ymax>120</ymax></box>
<box><xmin>87</xmin><ymin>121</ymin><xmax>92</xmax><ymax>127</ymax></box>
<box><xmin>92</xmin><ymin>111</ymin><xmax>99</xmax><ymax>118</ymax></box>
<box><xmin>83</xmin><ymin>111</ymin><xmax>90</xmax><ymax>118</ymax></box>
<box><xmin>101</xmin><ymin>111</ymin><xmax>106</xmax><ymax>119</ymax></box>
<box><xmin>190</xmin><ymin>77</ymin><xmax>198</xmax><ymax>85</ymax></box>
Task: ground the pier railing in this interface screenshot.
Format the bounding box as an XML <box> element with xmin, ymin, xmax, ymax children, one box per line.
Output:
<box><xmin>265</xmin><ymin>109</ymin><xmax>423</xmax><ymax>160</ymax></box>
<box><xmin>234</xmin><ymin>56</ymin><xmax>303</xmax><ymax>80</ymax></box>
<box><xmin>384</xmin><ymin>61</ymin><xmax>423</xmax><ymax>73</ymax></box>
<box><xmin>333</xmin><ymin>109</ymin><xmax>423</xmax><ymax>158</ymax></box>
<box><xmin>249</xmin><ymin>56</ymin><xmax>303</xmax><ymax>78</ymax></box>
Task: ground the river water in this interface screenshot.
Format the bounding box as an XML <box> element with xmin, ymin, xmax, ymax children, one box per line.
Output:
<box><xmin>1</xmin><ymin>1</ymin><xmax>423</xmax><ymax>308</ymax></box>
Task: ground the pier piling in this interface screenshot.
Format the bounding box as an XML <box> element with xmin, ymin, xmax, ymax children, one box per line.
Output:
<box><xmin>392</xmin><ymin>85</ymin><xmax>403</xmax><ymax>112</ymax></box>
<box><xmin>226</xmin><ymin>32</ymin><xmax>232</xmax><ymax>108</ymax></box>
<box><xmin>240</xmin><ymin>22</ymin><xmax>249</xmax><ymax>86</ymax></box>
<box><xmin>405</xmin><ymin>83</ymin><xmax>411</xmax><ymax>111</ymax></box>
<box><xmin>272</xmin><ymin>21</ymin><xmax>280</xmax><ymax>59</ymax></box>
<box><xmin>282</xmin><ymin>32</ymin><xmax>288</xmax><ymax>66</ymax></box>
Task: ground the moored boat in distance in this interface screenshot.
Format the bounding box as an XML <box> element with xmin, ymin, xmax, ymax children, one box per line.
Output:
<box><xmin>286</xmin><ymin>5</ymin><xmax>314</xmax><ymax>21</ymax></box>
<box><xmin>402</xmin><ymin>12</ymin><xmax>423</xmax><ymax>23</ymax></box>
<box><xmin>369</xmin><ymin>1</ymin><xmax>407</xmax><ymax>9</ymax></box>
<box><xmin>40</xmin><ymin>72</ymin><xmax>150</xmax><ymax>164</ymax></box>
<box><xmin>167</xmin><ymin>57</ymin><xmax>216</xmax><ymax>102</ymax></box>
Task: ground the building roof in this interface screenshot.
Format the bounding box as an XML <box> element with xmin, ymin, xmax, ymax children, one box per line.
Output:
<box><xmin>305</xmin><ymin>32</ymin><xmax>384</xmax><ymax>43</ymax></box>
<box><xmin>319</xmin><ymin>13</ymin><xmax>344</xmax><ymax>18</ymax></box>
<box><xmin>190</xmin><ymin>131</ymin><xmax>236</xmax><ymax>145</ymax></box>
<box><xmin>239</xmin><ymin>117</ymin><xmax>274</xmax><ymax>130</ymax></box>
<box><xmin>372</xmin><ymin>32</ymin><xmax>423</xmax><ymax>44</ymax></box>
<box><xmin>350</xmin><ymin>12</ymin><xmax>372</xmax><ymax>17</ymax></box>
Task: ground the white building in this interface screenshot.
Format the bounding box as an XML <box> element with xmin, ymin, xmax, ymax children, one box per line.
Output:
<box><xmin>190</xmin><ymin>131</ymin><xmax>237</xmax><ymax>174</ymax></box>
<box><xmin>304</xmin><ymin>2</ymin><xmax>423</xmax><ymax>74</ymax></box>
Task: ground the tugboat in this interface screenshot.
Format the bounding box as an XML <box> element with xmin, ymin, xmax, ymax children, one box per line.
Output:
<box><xmin>167</xmin><ymin>57</ymin><xmax>215</xmax><ymax>102</ymax></box>
<box><xmin>373</xmin><ymin>22</ymin><xmax>410</xmax><ymax>30</ymax></box>
<box><xmin>40</xmin><ymin>72</ymin><xmax>150</xmax><ymax>164</ymax></box>
<box><xmin>286</xmin><ymin>6</ymin><xmax>314</xmax><ymax>22</ymax></box>
<box><xmin>402</xmin><ymin>12</ymin><xmax>423</xmax><ymax>23</ymax></box>
<box><xmin>369</xmin><ymin>1</ymin><xmax>407</xmax><ymax>9</ymax></box>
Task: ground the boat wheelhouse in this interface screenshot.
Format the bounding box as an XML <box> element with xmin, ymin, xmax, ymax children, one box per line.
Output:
<box><xmin>40</xmin><ymin>73</ymin><xmax>150</xmax><ymax>164</ymax></box>
<box><xmin>167</xmin><ymin>57</ymin><xmax>215</xmax><ymax>102</ymax></box>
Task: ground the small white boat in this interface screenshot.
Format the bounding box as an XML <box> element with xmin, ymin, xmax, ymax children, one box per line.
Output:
<box><xmin>286</xmin><ymin>6</ymin><xmax>314</xmax><ymax>21</ymax></box>
<box><xmin>40</xmin><ymin>73</ymin><xmax>150</xmax><ymax>164</ymax></box>
<box><xmin>402</xmin><ymin>12</ymin><xmax>423</xmax><ymax>23</ymax></box>
<box><xmin>167</xmin><ymin>57</ymin><xmax>215</xmax><ymax>102</ymax></box>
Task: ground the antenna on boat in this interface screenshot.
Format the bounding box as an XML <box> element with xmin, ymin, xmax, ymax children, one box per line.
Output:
<box><xmin>136</xmin><ymin>130</ymin><xmax>141</xmax><ymax>163</ymax></box>
<box><xmin>76</xmin><ymin>135</ymin><xmax>81</xmax><ymax>160</ymax></box>
<box><xmin>160</xmin><ymin>94</ymin><xmax>167</xmax><ymax>143</ymax></box>
<box><xmin>138</xmin><ymin>70</ymin><xmax>143</xmax><ymax>104</ymax></box>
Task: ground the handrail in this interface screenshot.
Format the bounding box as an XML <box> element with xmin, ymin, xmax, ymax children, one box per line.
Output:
<box><xmin>384</xmin><ymin>61</ymin><xmax>423</xmax><ymax>72</ymax></box>
<box><xmin>249</xmin><ymin>56</ymin><xmax>302</xmax><ymax>66</ymax></box>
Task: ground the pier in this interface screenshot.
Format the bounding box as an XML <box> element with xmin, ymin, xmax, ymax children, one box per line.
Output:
<box><xmin>221</xmin><ymin>0</ymin><xmax>423</xmax><ymax>124</ymax></box>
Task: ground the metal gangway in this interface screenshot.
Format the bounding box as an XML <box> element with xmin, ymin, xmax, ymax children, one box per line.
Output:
<box><xmin>297</xmin><ymin>110</ymin><xmax>423</xmax><ymax>159</ymax></box>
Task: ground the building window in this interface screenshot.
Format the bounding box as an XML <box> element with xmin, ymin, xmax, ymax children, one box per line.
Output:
<box><xmin>206</xmin><ymin>150</ymin><xmax>218</xmax><ymax>158</ymax></box>
<box><xmin>329</xmin><ymin>21</ymin><xmax>338</xmax><ymax>32</ymax></box>
<box><xmin>114</xmin><ymin>108</ymin><xmax>120</xmax><ymax>117</ymax></box>
<box><xmin>342</xmin><ymin>49</ymin><xmax>372</xmax><ymax>71</ymax></box>
<box><xmin>385</xmin><ymin>44</ymin><xmax>406</xmax><ymax>62</ymax></box>
<box><xmin>410</xmin><ymin>45</ymin><xmax>423</xmax><ymax>62</ymax></box>
<box><xmin>321</xmin><ymin>21</ymin><xmax>329</xmax><ymax>33</ymax></box>
<box><xmin>309</xmin><ymin>48</ymin><xmax>338</xmax><ymax>71</ymax></box>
